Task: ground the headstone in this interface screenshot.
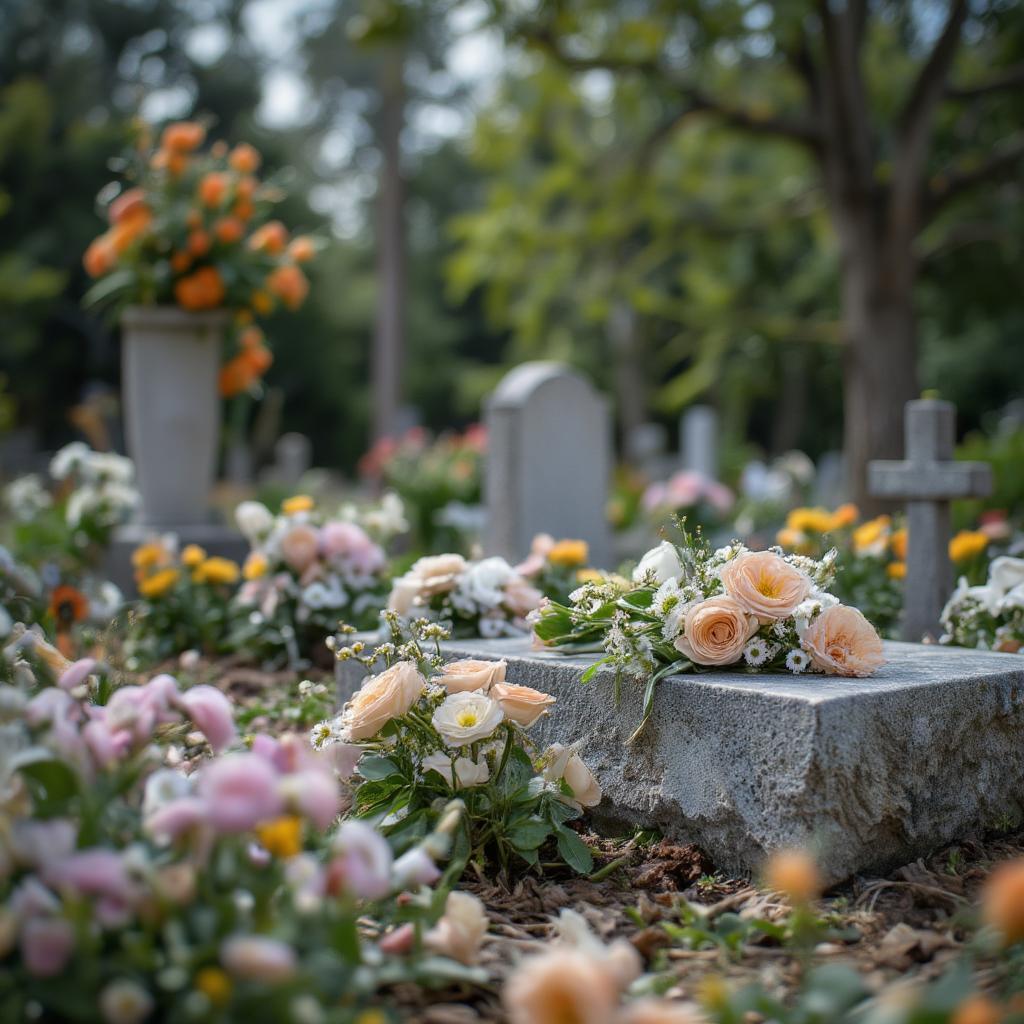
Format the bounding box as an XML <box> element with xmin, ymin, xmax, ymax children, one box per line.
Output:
<box><xmin>625</xmin><ymin>422</ymin><xmax>670</xmax><ymax>478</ymax></box>
<box><xmin>274</xmin><ymin>432</ymin><xmax>312</xmax><ymax>487</ymax></box>
<box><xmin>812</xmin><ymin>451</ymin><xmax>845</xmax><ymax>508</ymax></box>
<box><xmin>680</xmin><ymin>405</ymin><xmax>719</xmax><ymax>479</ymax></box>
<box><xmin>484</xmin><ymin>362</ymin><xmax>611</xmax><ymax>566</ymax></box>
<box><xmin>338</xmin><ymin>634</ymin><xmax>1024</xmax><ymax>884</ymax></box>
<box><xmin>869</xmin><ymin>399</ymin><xmax>993</xmax><ymax>641</ymax></box>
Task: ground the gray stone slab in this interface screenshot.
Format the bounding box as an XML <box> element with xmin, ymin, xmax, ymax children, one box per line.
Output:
<box><xmin>337</xmin><ymin>636</ymin><xmax>1024</xmax><ymax>884</ymax></box>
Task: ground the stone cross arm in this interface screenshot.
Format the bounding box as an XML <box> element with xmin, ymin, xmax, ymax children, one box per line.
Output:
<box><xmin>868</xmin><ymin>459</ymin><xmax>992</xmax><ymax>500</ymax></box>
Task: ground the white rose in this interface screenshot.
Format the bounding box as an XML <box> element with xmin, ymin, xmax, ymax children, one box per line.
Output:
<box><xmin>431</xmin><ymin>691</ymin><xmax>504</xmax><ymax>746</ymax></box>
<box><xmin>989</xmin><ymin>557</ymin><xmax>1024</xmax><ymax>598</ymax></box>
<box><xmin>235</xmin><ymin>500</ymin><xmax>275</xmax><ymax>540</ymax></box>
<box><xmin>456</xmin><ymin>557</ymin><xmax>518</xmax><ymax>611</ymax></box>
<box><xmin>543</xmin><ymin>743</ymin><xmax>602</xmax><ymax>808</ymax></box>
<box><xmin>421</xmin><ymin>752</ymin><xmax>490</xmax><ymax>788</ymax></box>
<box><xmin>425</xmin><ymin>891</ymin><xmax>489</xmax><ymax>965</ymax></box>
<box><xmin>632</xmin><ymin>541</ymin><xmax>682</xmax><ymax>585</ymax></box>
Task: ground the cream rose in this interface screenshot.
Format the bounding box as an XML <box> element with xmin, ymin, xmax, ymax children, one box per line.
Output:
<box><xmin>340</xmin><ymin>661</ymin><xmax>425</xmax><ymax>741</ymax></box>
<box><xmin>441</xmin><ymin>659</ymin><xmax>506</xmax><ymax>694</ymax></box>
<box><xmin>280</xmin><ymin>524</ymin><xmax>320</xmax><ymax>574</ymax></box>
<box><xmin>720</xmin><ymin>550</ymin><xmax>812</xmax><ymax>623</ymax></box>
<box><xmin>491</xmin><ymin>682</ymin><xmax>556</xmax><ymax>727</ymax></box>
<box><xmin>432</xmin><ymin>691</ymin><xmax>505</xmax><ymax>746</ymax></box>
<box><xmin>674</xmin><ymin>596</ymin><xmax>758</xmax><ymax>666</ymax></box>
<box><xmin>801</xmin><ymin>604</ymin><xmax>885</xmax><ymax>677</ymax></box>
<box><xmin>504</xmin><ymin>577</ymin><xmax>544</xmax><ymax>618</ymax></box>
<box><xmin>425</xmin><ymin>891</ymin><xmax>489</xmax><ymax>965</ymax></box>
<box><xmin>421</xmin><ymin>752</ymin><xmax>490</xmax><ymax>788</ymax></box>
<box><xmin>387</xmin><ymin>553</ymin><xmax>467</xmax><ymax>615</ymax></box>
<box><xmin>544</xmin><ymin>743</ymin><xmax>602</xmax><ymax>808</ymax></box>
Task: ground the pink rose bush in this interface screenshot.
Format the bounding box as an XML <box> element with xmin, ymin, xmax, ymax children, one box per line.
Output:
<box><xmin>387</xmin><ymin>552</ymin><xmax>543</xmax><ymax>637</ymax></box>
<box><xmin>318</xmin><ymin>613</ymin><xmax>600</xmax><ymax>874</ymax></box>
<box><xmin>229</xmin><ymin>493</ymin><xmax>407</xmax><ymax>666</ymax></box>
<box><xmin>0</xmin><ymin>623</ymin><xmax>479</xmax><ymax>1021</ymax></box>
<box><xmin>642</xmin><ymin>469</ymin><xmax>735</xmax><ymax>537</ymax></box>
<box><xmin>534</xmin><ymin>530</ymin><xmax>884</xmax><ymax>737</ymax></box>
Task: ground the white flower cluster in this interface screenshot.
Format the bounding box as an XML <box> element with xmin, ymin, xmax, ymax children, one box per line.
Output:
<box><xmin>940</xmin><ymin>556</ymin><xmax>1024</xmax><ymax>652</ymax></box>
<box><xmin>49</xmin><ymin>442</ymin><xmax>139</xmax><ymax>530</ymax></box>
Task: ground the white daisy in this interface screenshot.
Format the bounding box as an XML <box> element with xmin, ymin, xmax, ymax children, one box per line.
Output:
<box><xmin>785</xmin><ymin>649</ymin><xmax>810</xmax><ymax>674</ymax></box>
<box><xmin>743</xmin><ymin>638</ymin><xmax>778</xmax><ymax>667</ymax></box>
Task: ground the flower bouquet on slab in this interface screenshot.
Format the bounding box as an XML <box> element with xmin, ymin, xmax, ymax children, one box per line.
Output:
<box><xmin>515</xmin><ymin>534</ymin><xmax>601</xmax><ymax>606</ymax></box>
<box><xmin>319</xmin><ymin>614</ymin><xmax>601</xmax><ymax>876</ymax></box>
<box><xmin>386</xmin><ymin>553</ymin><xmax>543</xmax><ymax>638</ymax></box>
<box><xmin>941</xmin><ymin>555</ymin><xmax>1024</xmax><ymax>653</ymax></box>
<box><xmin>533</xmin><ymin>525</ymin><xmax>885</xmax><ymax>740</ymax></box>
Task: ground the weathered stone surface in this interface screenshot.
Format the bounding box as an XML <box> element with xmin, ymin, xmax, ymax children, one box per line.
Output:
<box><xmin>337</xmin><ymin>636</ymin><xmax>1024</xmax><ymax>883</ymax></box>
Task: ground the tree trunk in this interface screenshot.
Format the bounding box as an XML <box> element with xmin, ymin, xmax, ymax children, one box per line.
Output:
<box><xmin>372</xmin><ymin>46</ymin><xmax>406</xmax><ymax>441</ymax></box>
<box><xmin>835</xmin><ymin>206</ymin><xmax>919</xmax><ymax>514</ymax></box>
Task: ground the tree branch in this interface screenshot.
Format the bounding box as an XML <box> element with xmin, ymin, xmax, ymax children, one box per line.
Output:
<box><xmin>522</xmin><ymin>27</ymin><xmax>822</xmax><ymax>150</ymax></box>
<box><xmin>924</xmin><ymin>132</ymin><xmax>1024</xmax><ymax>216</ymax></box>
<box><xmin>946</xmin><ymin>62</ymin><xmax>1024</xmax><ymax>100</ymax></box>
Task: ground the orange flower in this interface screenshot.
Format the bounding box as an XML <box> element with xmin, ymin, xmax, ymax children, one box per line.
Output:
<box><xmin>175</xmin><ymin>266</ymin><xmax>226</xmax><ymax>311</ymax></box>
<box><xmin>214</xmin><ymin>217</ymin><xmax>245</xmax><ymax>245</ymax></box>
<box><xmin>186</xmin><ymin>209</ymin><xmax>203</xmax><ymax>230</ymax></box>
<box><xmin>288</xmin><ymin>236</ymin><xmax>316</xmax><ymax>263</ymax></box>
<box><xmin>108</xmin><ymin>187</ymin><xmax>147</xmax><ymax>225</ymax></box>
<box><xmin>890</xmin><ymin>528</ymin><xmax>907</xmax><ymax>561</ymax></box>
<box><xmin>239</xmin><ymin>326</ymin><xmax>264</xmax><ymax>348</ymax></box>
<box><xmin>170</xmin><ymin>251</ymin><xmax>191</xmax><ymax>273</ymax></box>
<box><xmin>229</xmin><ymin>143</ymin><xmax>261</xmax><ymax>174</ymax></box>
<box><xmin>161</xmin><ymin>120</ymin><xmax>206</xmax><ymax>152</ymax></box>
<box><xmin>218</xmin><ymin>355</ymin><xmax>257</xmax><ymax>397</ymax></box>
<box><xmin>83</xmin><ymin>235</ymin><xmax>117</xmax><ymax>277</ymax></box>
<box><xmin>109</xmin><ymin>206</ymin><xmax>152</xmax><ymax>253</ymax></box>
<box><xmin>266</xmin><ymin>264</ymin><xmax>309</xmax><ymax>310</ymax></box>
<box><xmin>151</xmin><ymin>148</ymin><xmax>188</xmax><ymax>176</ymax></box>
<box><xmin>199</xmin><ymin>172</ymin><xmax>229</xmax><ymax>207</ymax></box>
<box><xmin>210</xmin><ymin>140</ymin><xmax>228</xmax><ymax>159</ymax></box>
<box><xmin>236</xmin><ymin>176</ymin><xmax>258</xmax><ymax>200</ymax></box>
<box><xmin>233</xmin><ymin>198</ymin><xmax>254</xmax><ymax>221</ymax></box>
<box><xmin>251</xmin><ymin>290</ymin><xmax>274</xmax><ymax>315</ymax></box>
<box><xmin>241</xmin><ymin>344</ymin><xmax>272</xmax><ymax>376</ymax></box>
<box><xmin>188</xmin><ymin>230</ymin><xmax>211</xmax><ymax>257</ymax></box>
<box><xmin>49</xmin><ymin>585</ymin><xmax>88</xmax><ymax>625</ymax></box>
<box><xmin>982</xmin><ymin>857</ymin><xmax>1024</xmax><ymax>946</ymax></box>
<box><xmin>764</xmin><ymin>848</ymin><xmax>822</xmax><ymax>903</ymax></box>
<box><xmin>951</xmin><ymin>995</ymin><xmax>1003</xmax><ymax>1024</ymax></box>
<box><xmin>249</xmin><ymin>220</ymin><xmax>288</xmax><ymax>254</ymax></box>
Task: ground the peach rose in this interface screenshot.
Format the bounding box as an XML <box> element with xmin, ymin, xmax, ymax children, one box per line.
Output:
<box><xmin>441</xmin><ymin>659</ymin><xmax>506</xmax><ymax>693</ymax></box>
<box><xmin>504</xmin><ymin>577</ymin><xmax>544</xmax><ymax>618</ymax></box>
<box><xmin>280</xmin><ymin>524</ymin><xmax>320</xmax><ymax>573</ymax></box>
<box><xmin>544</xmin><ymin>744</ymin><xmax>602</xmax><ymax>808</ymax></box>
<box><xmin>340</xmin><ymin>661</ymin><xmax>425</xmax><ymax>741</ymax></box>
<box><xmin>801</xmin><ymin>604</ymin><xmax>885</xmax><ymax>677</ymax></box>
<box><xmin>674</xmin><ymin>596</ymin><xmax>758</xmax><ymax>667</ymax></box>
<box><xmin>388</xmin><ymin>553</ymin><xmax>468</xmax><ymax>614</ymax></box>
<box><xmin>491</xmin><ymin>682</ymin><xmax>556</xmax><ymax>726</ymax></box>
<box><xmin>504</xmin><ymin>948</ymin><xmax>619</xmax><ymax>1024</ymax></box>
<box><xmin>720</xmin><ymin>550</ymin><xmax>812</xmax><ymax>623</ymax></box>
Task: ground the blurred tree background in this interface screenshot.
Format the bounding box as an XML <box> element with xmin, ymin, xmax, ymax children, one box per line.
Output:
<box><xmin>1</xmin><ymin>0</ymin><xmax>1021</xmax><ymax>485</ymax></box>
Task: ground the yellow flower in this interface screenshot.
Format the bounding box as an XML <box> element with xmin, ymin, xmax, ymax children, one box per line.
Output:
<box><xmin>890</xmin><ymin>527</ymin><xmax>907</xmax><ymax>561</ymax></box>
<box><xmin>195</xmin><ymin>966</ymin><xmax>232</xmax><ymax>1007</ymax></box>
<box><xmin>776</xmin><ymin>527</ymin><xmax>811</xmax><ymax>552</ymax></box>
<box><xmin>576</xmin><ymin>568</ymin><xmax>604</xmax><ymax>584</ymax></box>
<box><xmin>139</xmin><ymin>568</ymin><xmax>180</xmax><ymax>600</ymax></box>
<box><xmin>281</xmin><ymin>494</ymin><xmax>314</xmax><ymax>515</ymax></box>
<box><xmin>887</xmin><ymin>561</ymin><xmax>907</xmax><ymax>580</ymax></box>
<box><xmin>132</xmin><ymin>541</ymin><xmax>169</xmax><ymax>571</ymax></box>
<box><xmin>949</xmin><ymin>530</ymin><xmax>988</xmax><ymax>564</ymax></box>
<box><xmin>829</xmin><ymin>503</ymin><xmax>859</xmax><ymax>529</ymax></box>
<box><xmin>255</xmin><ymin>816</ymin><xmax>303</xmax><ymax>859</ymax></box>
<box><xmin>355</xmin><ymin>1012</ymin><xmax>388</xmax><ymax>1024</ymax></box>
<box><xmin>243</xmin><ymin>552</ymin><xmax>269</xmax><ymax>580</ymax></box>
<box><xmin>785</xmin><ymin>507</ymin><xmax>834</xmax><ymax>534</ymax></box>
<box><xmin>182</xmin><ymin>544</ymin><xmax>206</xmax><ymax>568</ymax></box>
<box><xmin>194</xmin><ymin>557</ymin><xmax>240</xmax><ymax>586</ymax></box>
<box><xmin>853</xmin><ymin>515</ymin><xmax>891</xmax><ymax>554</ymax></box>
<box><xmin>548</xmin><ymin>539</ymin><xmax>589</xmax><ymax>568</ymax></box>
<box><xmin>695</xmin><ymin>975</ymin><xmax>730</xmax><ymax>1012</ymax></box>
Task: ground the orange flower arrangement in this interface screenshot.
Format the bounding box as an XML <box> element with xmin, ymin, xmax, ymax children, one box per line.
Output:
<box><xmin>82</xmin><ymin>119</ymin><xmax>320</xmax><ymax>399</ymax></box>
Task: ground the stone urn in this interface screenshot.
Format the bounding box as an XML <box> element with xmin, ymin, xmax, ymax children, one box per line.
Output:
<box><xmin>121</xmin><ymin>306</ymin><xmax>228</xmax><ymax>528</ymax></box>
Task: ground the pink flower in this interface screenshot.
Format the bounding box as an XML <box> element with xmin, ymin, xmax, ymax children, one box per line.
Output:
<box><xmin>325</xmin><ymin>742</ymin><xmax>363</xmax><ymax>779</ymax></box>
<box><xmin>57</xmin><ymin>658</ymin><xmax>96</xmax><ymax>692</ymax></box>
<box><xmin>328</xmin><ymin>821</ymin><xmax>393</xmax><ymax>900</ymax></box>
<box><xmin>25</xmin><ymin>688</ymin><xmax>77</xmax><ymax>728</ymax></box>
<box><xmin>515</xmin><ymin>533</ymin><xmax>555</xmax><ymax>577</ymax></box>
<box><xmin>145</xmin><ymin>797</ymin><xmax>208</xmax><ymax>843</ymax></box>
<box><xmin>10</xmin><ymin>820</ymin><xmax>76</xmax><ymax>870</ymax></box>
<box><xmin>21</xmin><ymin>917</ymin><xmax>75</xmax><ymax>978</ymax></box>
<box><xmin>280</xmin><ymin>770</ymin><xmax>341</xmax><ymax>831</ymax></box>
<box><xmin>104</xmin><ymin>686</ymin><xmax>157</xmax><ymax>745</ymax></box>
<box><xmin>320</xmin><ymin>521</ymin><xmax>385</xmax><ymax>574</ymax></box>
<box><xmin>177</xmin><ymin>685</ymin><xmax>236</xmax><ymax>754</ymax></box>
<box><xmin>379</xmin><ymin>922</ymin><xmax>416</xmax><ymax>955</ymax></box>
<box><xmin>198</xmin><ymin>753</ymin><xmax>284</xmax><ymax>833</ymax></box>
<box><xmin>251</xmin><ymin>734</ymin><xmax>289</xmax><ymax>771</ymax></box>
<box><xmin>504</xmin><ymin>578</ymin><xmax>544</xmax><ymax>618</ymax></box>
<box><xmin>83</xmin><ymin>718</ymin><xmax>132</xmax><ymax>768</ymax></box>
<box><xmin>281</xmin><ymin>523</ymin><xmax>321</xmax><ymax>573</ymax></box>
<box><xmin>221</xmin><ymin>935</ymin><xmax>297</xmax><ymax>983</ymax></box>
<box><xmin>43</xmin><ymin>849</ymin><xmax>137</xmax><ymax>905</ymax></box>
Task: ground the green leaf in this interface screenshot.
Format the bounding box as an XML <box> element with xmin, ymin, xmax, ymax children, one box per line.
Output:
<box><xmin>554</xmin><ymin>825</ymin><xmax>593</xmax><ymax>874</ymax></box>
<box><xmin>14</xmin><ymin>752</ymin><xmax>77</xmax><ymax>812</ymax></box>
<box><xmin>357</xmin><ymin>755</ymin><xmax>401</xmax><ymax>781</ymax></box>
<box><xmin>507</xmin><ymin>817</ymin><xmax>551</xmax><ymax>851</ymax></box>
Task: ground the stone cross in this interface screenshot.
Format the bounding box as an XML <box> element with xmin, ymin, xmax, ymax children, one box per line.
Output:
<box><xmin>868</xmin><ymin>399</ymin><xmax>992</xmax><ymax>642</ymax></box>
<box><xmin>680</xmin><ymin>404</ymin><xmax>719</xmax><ymax>479</ymax></box>
<box><xmin>484</xmin><ymin>361</ymin><xmax>612</xmax><ymax>567</ymax></box>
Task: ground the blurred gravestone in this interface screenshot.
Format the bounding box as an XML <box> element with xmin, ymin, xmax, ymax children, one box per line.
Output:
<box><xmin>626</xmin><ymin>422</ymin><xmax>671</xmax><ymax>478</ymax></box>
<box><xmin>813</xmin><ymin>451</ymin><xmax>846</xmax><ymax>508</ymax></box>
<box><xmin>869</xmin><ymin>399</ymin><xmax>992</xmax><ymax>642</ymax></box>
<box><xmin>274</xmin><ymin>432</ymin><xmax>313</xmax><ymax>488</ymax></box>
<box><xmin>484</xmin><ymin>362</ymin><xmax>611</xmax><ymax>566</ymax></box>
<box><xmin>680</xmin><ymin>405</ymin><xmax>719</xmax><ymax>479</ymax></box>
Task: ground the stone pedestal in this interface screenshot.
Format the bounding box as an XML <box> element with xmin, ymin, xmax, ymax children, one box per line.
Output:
<box><xmin>337</xmin><ymin>636</ymin><xmax>1024</xmax><ymax>884</ymax></box>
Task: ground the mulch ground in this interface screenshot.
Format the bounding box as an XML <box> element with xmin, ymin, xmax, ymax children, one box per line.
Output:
<box><xmin>140</xmin><ymin>654</ymin><xmax>1024</xmax><ymax>1022</ymax></box>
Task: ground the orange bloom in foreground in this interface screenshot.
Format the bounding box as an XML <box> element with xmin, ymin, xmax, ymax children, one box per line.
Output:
<box><xmin>109</xmin><ymin>206</ymin><xmax>152</xmax><ymax>254</ymax></box>
<box><xmin>175</xmin><ymin>266</ymin><xmax>226</xmax><ymax>311</ymax></box>
<box><xmin>764</xmin><ymin>848</ymin><xmax>822</xmax><ymax>903</ymax></box>
<box><xmin>982</xmin><ymin>857</ymin><xmax>1024</xmax><ymax>946</ymax></box>
<box><xmin>83</xmin><ymin>235</ymin><xmax>117</xmax><ymax>277</ymax></box>
<box><xmin>151</xmin><ymin>148</ymin><xmax>188</xmax><ymax>176</ymax></box>
<box><xmin>219</xmin><ymin>355</ymin><xmax>257</xmax><ymax>397</ymax></box>
<box><xmin>241</xmin><ymin>344</ymin><xmax>273</xmax><ymax>376</ymax></box>
<box><xmin>239</xmin><ymin>326</ymin><xmax>264</xmax><ymax>349</ymax></box>
<box><xmin>288</xmin><ymin>236</ymin><xmax>316</xmax><ymax>263</ymax></box>
<box><xmin>49</xmin><ymin>585</ymin><xmax>89</xmax><ymax>625</ymax></box>
<box><xmin>214</xmin><ymin>217</ymin><xmax>245</xmax><ymax>245</ymax></box>
<box><xmin>188</xmin><ymin>230</ymin><xmax>211</xmax><ymax>257</ymax></box>
<box><xmin>229</xmin><ymin>143</ymin><xmax>261</xmax><ymax>174</ymax></box>
<box><xmin>249</xmin><ymin>220</ymin><xmax>288</xmax><ymax>254</ymax></box>
<box><xmin>161</xmin><ymin>120</ymin><xmax>206</xmax><ymax>152</ymax></box>
<box><xmin>266</xmin><ymin>264</ymin><xmax>309</xmax><ymax>310</ymax></box>
<box><xmin>109</xmin><ymin>187</ymin><xmax>147</xmax><ymax>225</ymax></box>
<box><xmin>951</xmin><ymin>995</ymin><xmax>1003</xmax><ymax>1024</ymax></box>
<box><xmin>199</xmin><ymin>172</ymin><xmax>229</xmax><ymax>208</ymax></box>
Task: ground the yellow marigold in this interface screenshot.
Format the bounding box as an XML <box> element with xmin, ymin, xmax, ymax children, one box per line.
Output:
<box><xmin>949</xmin><ymin>530</ymin><xmax>988</xmax><ymax>564</ymax></box>
<box><xmin>243</xmin><ymin>552</ymin><xmax>269</xmax><ymax>580</ymax></box>
<box><xmin>194</xmin><ymin>966</ymin><xmax>232</xmax><ymax>1007</ymax></box>
<box><xmin>890</xmin><ymin>528</ymin><xmax>908</xmax><ymax>561</ymax></box>
<box><xmin>194</xmin><ymin>557</ymin><xmax>240</xmax><ymax>586</ymax></box>
<box><xmin>139</xmin><ymin>568</ymin><xmax>180</xmax><ymax>600</ymax></box>
<box><xmin>132</xmin><ymin>540</ymin><xmax>169</xmax><ymax>571</ymax></box>
<box><xmin>785</xmin><ymin>507</ymin><xmax>835</xmax><ymax>534</ymax></box>
<box><xmin>887</xmin><ymin>561</ymin><xmax>907</xmax><ymax>580</ymax></box>
<box><xmin>776</xmin><ymin>527</ymin><xmax>811</xmax><ymax>553</ymax></box>
<box><xmin>281</xmin><ymin>494</ymin><xmax>314</xmax><ymax>515</ymax></box>
<box><xmin>548</xmin><ymin>539</ymin><xmax>589</xmax><ymax>568</ymax></box>
<box><xmin>576</xmin><ymin>568</ymin><xmax>604</xmax><ymax>585</ymax></box>
<box><xmin>255</xmin><ymin>816</ymin><xmax>303</xmax><ymax>859</ymax></box>
<box><xmin>829</xmin><ymin>503</ymin><xmax>859</xmax><ymax>529</ymax></box>
<box><xmin>853</xmin><ymin>515</ymin><xmax>891</xmax><ymax>554</ymax></box>
<box><xmin>182</xmin><ymin>544</ymin><xmax>206</xmax><ymax>568</ymax></box>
